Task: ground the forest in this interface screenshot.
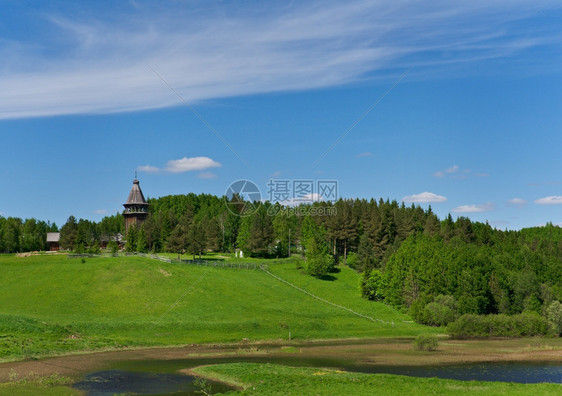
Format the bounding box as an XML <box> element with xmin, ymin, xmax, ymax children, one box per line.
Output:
<box><xmin>2</xmin><ymin>193</ymin><xmax>561</xmax><ymax>334</ymax></box>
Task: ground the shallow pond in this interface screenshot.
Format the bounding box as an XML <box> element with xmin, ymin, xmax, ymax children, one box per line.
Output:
<box><xmin>73</xmin><ymin>354</ymin><xmax>561</xmax><ymax>395</ymax></box>
<box><xmin>73</xmin><ymin>369</ymin><xmax>235</xmax><ymax>395</ymax></box>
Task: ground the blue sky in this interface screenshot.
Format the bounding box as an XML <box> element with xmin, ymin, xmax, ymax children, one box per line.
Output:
<box><xmin>1</xmin><ymin>0</ymin><xmax>561</xmax><ymax>229</ymax></box>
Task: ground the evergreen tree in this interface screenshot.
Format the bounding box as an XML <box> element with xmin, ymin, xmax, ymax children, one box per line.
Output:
<box><xmin>357</xmin><ymin>232</ymin><xmax>375</xmax><ymax>272</ymax></box>
<box><xmin>166</xmin><ymin>224</ymin><xmax>186</xmax><ymax>259</ymax></box>
<box><xmin>248</xmin><ymin>204</ymin><xmax>274</xmax><ymax>257</ymax></box>
<box><xmin>187</xmin><ymin>221</ymin><xmax>206</xmax><ymax>259</ymax></box>
<box><xmin>59</xmin><ymin>216</ymin><xmax>78</xmax><ymax>250</ymax></box>
<box><xmin>136</xmin><ymin>227</ymin><xmax>148</xmax><ymax>253</ymax></box>
<box><xmin>125</xmin><ymin>225</ymin><xmax>138</xmax><ymax>252</ymax></box>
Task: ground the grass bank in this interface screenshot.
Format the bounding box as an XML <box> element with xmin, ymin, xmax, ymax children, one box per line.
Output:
<box><xmin>193</xmin><ymin>363</ymin><xmax>562</xmax><ymax>395</ymax></box>
<box><xmin>0</xmin><ymin>254</ymin><xmax>431</xmax><ymax>361</ymax></box>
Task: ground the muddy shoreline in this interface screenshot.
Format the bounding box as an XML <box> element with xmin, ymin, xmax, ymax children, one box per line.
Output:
<box><xmin>1</xmin><ymin>337</ymin><xmax>561</xmax><ymax>382</ymax></box>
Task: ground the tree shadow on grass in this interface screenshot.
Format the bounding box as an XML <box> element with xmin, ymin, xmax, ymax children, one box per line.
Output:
<box><xmin>317</xmin><ymin>274</ymin><xmax>337</xmax><ymax>281</ymax></box>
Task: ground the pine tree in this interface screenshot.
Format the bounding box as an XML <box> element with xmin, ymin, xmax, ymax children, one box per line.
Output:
<box><xmin>59</xmin><ymin>215</ymin><xmax>77</xmax><ymax>250</ymax></box>
<box><xmin>166</xmin><ymin>224</ymin><xmax>186</xmax><ymax>259</ymax></box>
<box><xmin>125</xmin><ymin>225</ymin><xmax>138</xmax><ymax>252</ymax></box>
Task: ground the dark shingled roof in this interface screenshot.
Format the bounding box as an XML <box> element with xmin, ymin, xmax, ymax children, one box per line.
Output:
<box><xmin>125</xmin><ymin>179</ymin><xmax>148</xmax><ymax>205</ymax></box>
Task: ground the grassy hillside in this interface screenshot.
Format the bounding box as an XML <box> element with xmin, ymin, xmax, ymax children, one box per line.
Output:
<box><xmin>0</xmin><ymin>254</ymin><xmax>432</xmax><ymax>361</ymax></box>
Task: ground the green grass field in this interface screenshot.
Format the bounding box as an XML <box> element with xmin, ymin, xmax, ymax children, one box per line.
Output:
<box><xmin>0</xmin><ymin>254</ymin><xmax>432</xmax><ymax>361</ymax></box>
<box><xmin>193</xmin><ymin>363</ymin><xmax>562</xmax><ymax>396</ymax></box>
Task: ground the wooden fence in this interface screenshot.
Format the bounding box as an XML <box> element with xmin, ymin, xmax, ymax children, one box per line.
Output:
<box><xmin>67</xmin><ymin>252</ymin><xmax>267</xmax><ymax>270</ymax></box>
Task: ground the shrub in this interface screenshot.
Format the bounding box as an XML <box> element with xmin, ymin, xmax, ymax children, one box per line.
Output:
<box><xmin>344</xmin><ymin>252</ymin><xmax>359</xmax><ymax>269</ymax></box>
<box><xmin>546</xmin><ymin>301</ymin><xmax>562</xmax><ymax>336</ymax></box>
<box><xmin>410</xmin><ymin>295</ymin><xmax>458</xmax><ymax>327</ymax></box>
<box><xmin>74</xmin><ymin>243</ymin><xmax>85</xmax><ymax>254</ymax></box>
<box><xmin>306</xmin><ymin>253</ymin><xmax>333</xmax><ymax>277</ymax></box>
<box><xmin>88</xmin><ymin>242</ymin><xmax>101</xmax><ymax>254</ymax></box>
<box><xmin>413</xmin><ymin>334</ymin><xmax>439</xmax><ymax>351</ymax></box>
<box><xmin>360</xmin><ymin>269</ymin><xmax>386</xmax><ymax>301</ymax></box>
<box><xmin>108</xmin><ymin>240</ymin><xmax>119</xmax><ymax>254</ymax></box>
<box><xmin>422</xmin><ymin>302</ymin><xmax>457</xmax><ymax>327</ymax></box>
<box><xmin>409</xmin><ymin>295</ymin><xmax>433</xmax><ymax>323</ymax></box>
<box><xmin>447</xmin><ymin>313</ymin><xmax>550</xmax><ymax>338</ymax></box>
<box><xmin>514</xmin><ymin>311</ymin><xmax>549</xmax><ymax>336</ymax></box>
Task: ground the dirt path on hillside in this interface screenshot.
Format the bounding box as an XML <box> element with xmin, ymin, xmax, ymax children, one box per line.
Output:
<box><xmin>1</xmin><ymin>338</ymin><xmax>561</xmax><ymax>382</ymax></box>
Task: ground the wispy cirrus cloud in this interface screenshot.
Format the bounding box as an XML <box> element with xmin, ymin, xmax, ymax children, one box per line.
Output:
<box><xmin>197</xmin><ymin>172</ymin><xmax>218</xmax><ymax>180</ymax></box>
<box><xmin>356</xmin><ymin>152</ymin><xmax>373</xmax><ymax>158</ymax></box>
<box><xmin>402</xmin><ymin>192</ymin><xmax>447</xmax><ymax>203</ymax></box>
<box><xmin>434</xmin><ymin>164</ymin><xmax>488</xmax><ymax>179</ymax></box>
<box><xmin>434</xmin><ymin>165</ymin><xmax>459</xmax><ymax>178</ymax></box>
<box><xmin>452</xmin><ymin>202</ymin><xmax>494</xmax><ymax>213</ymax></box>
<box><xmin>507</xmin><ymin>198</ymin><xmax>528</xmax><ymax>208</ymax></box>
<box><xmin>1</xmin><ymin>1</ymin><xmax>561</xmax><ymax>119</ymax></box>
<box><xmin>534</xmin><ymin>196</ymin><xmax>562</xmax><ymax>205</ymax></box>
<box><xmin>138</xmin><ymin>156</ymin><xmax>221</xmax><ymax>174</ymax></box>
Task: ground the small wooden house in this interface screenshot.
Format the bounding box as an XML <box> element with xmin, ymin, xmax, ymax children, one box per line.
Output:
<box><xmin>46</xmin><ymin>232</ymin><xmax>60</xmax><ymax>251</ymax></box>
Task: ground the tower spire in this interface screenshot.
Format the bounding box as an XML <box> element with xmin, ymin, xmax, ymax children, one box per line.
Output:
<box><xmin>123</xmin><ymin>178</ymin><xmax>149</xmax><ymax>235</ymax></box>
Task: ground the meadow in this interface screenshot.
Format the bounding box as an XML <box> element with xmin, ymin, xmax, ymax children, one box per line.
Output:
<box><xmin>0</xmin><ymin>254</ymin><xmax>432</xmax><ymax>362</ymax></box>
<box><xmin>192</xmin><ymin>363</ymin><xmax>562</xmax><ymax>396</ymax></box>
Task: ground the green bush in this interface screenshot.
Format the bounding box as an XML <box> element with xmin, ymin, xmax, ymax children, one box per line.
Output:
<box><xmin>344</xmin><ymin>252</ymin><xmax>359</xmax><ymax>269</ymax></box>
<box><xmin>546</xmin><ymin>301</ymin><xmax>562</xmax><ymax>335</ymax></box>
<box><xmin>447</xmin><ymin>312</ymin><xmax>550</xmax><ymax>338</ymax></box>
<box><xmin>515</xmin><ymin>311</ymin><xmax>549</xmax><ymax>336</ymax></box>
<box><xmin>413</xmin><ymin>334</ymin><xmax>439</xmax><ymax>351</ymax></box>
<box><xmin>306</xmin><ymin>253</ymin><xmax>333</xmax><ymax>277</ymax></box>
<box><xmin>360</xmin><ymin>269</ymin><xmax>386</xmax><ymax>301</ymax></box>
<box><xmin>422</xmin><ymin>302</ymin><xmax>456</xmax><ymax>326</ymax></box>
<box><xmin>410</xmin><ymin>295</ymin><xmax>458</xmax><ymax>327</ymax></box>
<box><xmin>108</xmin><ymin>240</ymin><xmax>119</xmax><ymax>254</ymax></box>
<box><xmin>88</xmin><ymin>242</ymin><xmax>101</xmax><ymax>254</ymax></box>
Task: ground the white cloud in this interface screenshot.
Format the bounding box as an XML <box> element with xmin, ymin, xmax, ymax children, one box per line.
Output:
<box><xmin>534</xmin><ymin>196</ymin><xmax>562</xmax><ymax>205</ymax></box>
<box><xmin>164</xmin><ymin>157</ymin><xmax>221</xmax><ymax>173</ymax></box>
<box><xmin>446</xmin><ymin>165</ymin><xmax>459</xmax><ymax>174</ymax></box>
<box><xmin>356</xmin><ymin>152</ymin><xmax>373</xmax><ymax>158</ymax></box>
<box><xmin>402</xmin><ymin>192</ymin><xmax>447</xmax><ymax>203</ymax></box>
<box><xmin>452</xmin><ymin>202</ymin><xmax>494</xmax><ymax>213</ymax></box>
<box><xmin>433</xmin><ymin>171</ymin><xmax>446</xmax><ymax>178</ymax></box>
<box><xmin>434</xmin><ymin>165</ymin><xmax>459</xmax><ymax>178</ymax></box>
<box><xmin>507</xmin><ymin>198</ymin><xmax>528</xmax><ymax>207</ymax></box>
<box><xmin>0</xmin><ymin>1</ymin><xmax>560</xmax><ymax>119</ymax></box>
<box><xmin>434</xmin><ymin>164</ymin><xmax>488</xmax><ymax>179</ymax></box>
<box><xmin>136</xmin><ymin>165</ymin><xmax>159</xmax><ymax>173</ymax></box>
<box><xmin>198</xmin><ymin>172</ymin><xmax>218</xmax><ymax>179</ymax></box>
<box><xmin>138</xmin><ymin>156</ymin><xmax>221</xmax><ymax>174</ymax></box>
<box><xmin>94</xmin><ymin>209</ymin><xmax>108</xmax><ymax>215</ymax></box>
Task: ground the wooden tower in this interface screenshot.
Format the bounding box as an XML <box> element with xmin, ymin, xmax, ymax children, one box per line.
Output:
<box><xmin>123</xmin><ymin>178</ymin><xmax>149</xmax><ymax>235</ymax></box>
